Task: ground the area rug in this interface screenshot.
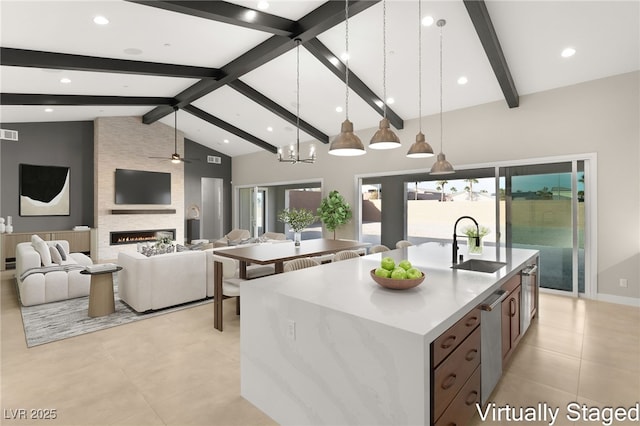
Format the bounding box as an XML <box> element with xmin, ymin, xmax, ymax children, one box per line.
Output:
<box><xmin>19</xmin><ymin>280</ymin><xmax>212</xmax><ymax>347</ymax></box>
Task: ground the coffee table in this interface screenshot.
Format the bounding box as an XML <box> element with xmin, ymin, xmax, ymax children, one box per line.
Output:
<box><xmin>80</xmin><ymin>266</ymin><xmax>122</xmax><ymax>317</ymax></box>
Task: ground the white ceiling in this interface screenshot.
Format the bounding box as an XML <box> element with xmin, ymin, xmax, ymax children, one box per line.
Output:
<box><xmin>1</xmin><ymin>0</ymin><xmax>638</xmax><ymax>158</ymax></box>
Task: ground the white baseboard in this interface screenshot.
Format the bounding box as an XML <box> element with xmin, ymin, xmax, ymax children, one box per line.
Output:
<box><xmin>595</xmin><ymin>292</ymin><xmax>640</xmax><ymax>307</ymax></box>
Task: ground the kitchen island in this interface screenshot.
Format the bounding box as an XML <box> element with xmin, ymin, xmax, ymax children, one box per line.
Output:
<box><xmin>240</xmin><ymin>242</ymin><xmax>539</xmax><ymax>425</ymax></box>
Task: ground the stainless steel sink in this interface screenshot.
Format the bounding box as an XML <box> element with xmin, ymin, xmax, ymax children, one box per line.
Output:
<box><xmin>451</xmin><ymin>259</ymin><xmax>507</xmax><ymax>273</ymax></box>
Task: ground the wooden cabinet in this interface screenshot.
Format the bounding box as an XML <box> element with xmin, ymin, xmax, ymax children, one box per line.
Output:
<box><xmin>1</xmin><ymin>229</ymin><xmax>93</xmax><ymax>270</ymax></box>
<box><xmin>431</xmin><ymin>308</ymin><xmax>481</xmax><ymax>425</ymax></box>
<box><xmin>501</xmin><ymin>274</ymin><xmax>522</xmax><ymax>362</ymax></box>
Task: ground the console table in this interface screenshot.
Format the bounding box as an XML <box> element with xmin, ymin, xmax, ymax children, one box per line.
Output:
<box><xmin>1</xmin><ymin>229</ymin><xmax>94</xmax><ymax>270</ymax></box>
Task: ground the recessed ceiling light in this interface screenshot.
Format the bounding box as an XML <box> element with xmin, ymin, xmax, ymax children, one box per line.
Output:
<box><xmin>340</xmin><ymin>52</ymin><xmax>349</xmax><ymax>62</ymax></box>
<box><xmin>386</xmin><ymin>97</ymin><xmax>395</xmax><ymax>105</ymax></box>
<box><xmin>457</xmin><ymin>76</ymin><xmax>468</xmax><ymax>85</ymax></box>
<box><xmin>335</xmin><ymin>106</ymin><xmax>343</xmax><ymax>113</ymax></box>
<box><xmin>422</xmin><ymin>16</ymin><xmax>434</xmax><ymax>26</ymax></box>
<box><xmin>257</xmin><ymin>1</ymin><xmax>269</xmax><ymax>10</ymax></box>
<box><xmin>245</xmin><ymin>10</ymin><xmax>257</xmax><ymax>21</ymax></box>
<box><xmin>93</xmin><ymin>15</ymin><xmax>109</xmax><ymax>25</ymax></box>
<box><xmin>44</xmin><ymin>108</ymin><xmax>54</xmax><ymax>113</ymax></box>
<box><xmin>561</xmin><ymin>47</ymin><xmax>576</xmax><ymax>58</ymax></box>
<box><xmin>375</xmin><ymin>100</ymin><xmax>384</xmax><ymax>108</ymax></box>
<box><xmin>60</xmin><ymin>77</ymin><xmax>71</xmax><ymax>84</ymax></box>
<box><xmin>267</xmin><ymin>126</ymin><xmax>273</xmax><ymax>132</ymax></box>
<box><xmin>223</xmin><ymin>139</ymin><xmax>229</xmax><ymax>144</ymax></box>
<box><xmin>329</xmin><ymin>57</ymin><xmax>340</xmax><ymax>66</ymax></box>
<box><xmin>123</xmin><ymin>48</ymin><xmax>143</xmax><ymax>55</ymax></box>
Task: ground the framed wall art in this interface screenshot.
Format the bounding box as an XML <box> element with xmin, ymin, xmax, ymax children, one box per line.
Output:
<box><xmin>19</xmin><ymin>164</ymin><xmax>70</xmax><ymax>216</ymax></box>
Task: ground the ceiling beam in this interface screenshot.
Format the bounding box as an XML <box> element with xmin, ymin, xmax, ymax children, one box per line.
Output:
<box><xmin>127</xmin><ymin>1</ymin><xmax>297</xmax><ymax>36</ymax></box>
<box><xmin>303</xmin><ymin>38</ymin><xmax>404</xmax><ymax>130</ymax></box>
<box><xmin>183</xmin><ymin>104</ymin><xmax>278</xmax><ymax>154</ymax></box>
<box><xmin>0</xmin><ymin>48</ymin><xmax>221</xmax><ymax>80</ymax></box>
<box><xmin>0</xmin><ymin>93</ymin><xmax>175</xmax><ymax>106</ymax></box>
<box><xmin>140</xmin><ymin>1</ymin><xmax>380</xmax><ymax>125</ymax></box>
<box><xmin>463</xmin><ymin>0</ymin><xmax>519</xmax><ymax>108</ymax></box>
<box><xmin>228</xmin><ymin>80</ymin><xmax>330</xmax><ymax>144</ymax></box>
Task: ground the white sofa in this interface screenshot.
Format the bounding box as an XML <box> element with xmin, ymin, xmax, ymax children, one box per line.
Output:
<box><xmin>16</xmin><ymin>239</ymin><xmax>93</xmax><ymax>306</ymax></box>
<box><xmin>117</xmin><ymin>250</ymin><xmax>210</xmax><ymax>312</ymax></box>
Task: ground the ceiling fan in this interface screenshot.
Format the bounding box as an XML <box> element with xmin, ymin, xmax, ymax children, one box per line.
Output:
<box><xmin>150</xmin><ymin>107</ymin><xmax>190</xmax><ymax>163</ymax></box>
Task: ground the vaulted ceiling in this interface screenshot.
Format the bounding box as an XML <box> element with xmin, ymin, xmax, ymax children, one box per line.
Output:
<box><xmin>1</xmin><ymin>1</ymin><xmax>638</xmax><ymax>157</ymax></box>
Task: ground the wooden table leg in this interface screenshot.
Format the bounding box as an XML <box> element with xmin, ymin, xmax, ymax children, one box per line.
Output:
<box><xmin>275</xmin><ymin>262</ymin><xmax>284</xmax><ymax>274</ymax></box>
<box><xmin>239</xmin><ymin>260</ymin><xmax>248</xmax><ymax>279</ymax></box>
<box><xmin>214</xmin><ymin>260</ymin><xmax>223</xmax><ymax>331</ymax></box>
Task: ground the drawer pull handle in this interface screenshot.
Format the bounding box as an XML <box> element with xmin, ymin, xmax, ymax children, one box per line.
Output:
<box><xmin>465</xmin><ymin>349</ymin><xmax>478</xmax><ymax>361</ymax></box>
<box><xmin>510</xmin><ymin>298</ymin><xmax>516</xmax><ymax>317</ymax></box>
<box><xmin>465</xmin><ymin>316</ymin><xmax>479</xmax><ymax>327</ymax></box>
<box><xmin>465</xmin><ymin>390</ymin><xmax>479</xmax><ymax>406</ymax></box>
<box><xmin>441</xmin><ymin>336</ymin><xmax>456</xmax><ymax>349</ymax></box>
<box><xmin>441</xmin><ymin>373</ymin><xmax>457</xmax><ymax>390</ymax></box>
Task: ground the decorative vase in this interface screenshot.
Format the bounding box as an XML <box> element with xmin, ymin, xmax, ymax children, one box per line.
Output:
<box><xmin>6</xmin><ymin>224</ymin><xmax>13</xmax><ymax>234</ymax></box>
<box><xmin>467</xmin><ymin>236</ymin><xmax>483</xmax><ymax>255</ymax></box>
<box><xmin>0</xmin><ymin>217</ymin><xmax>4</xmax><ymax>233</ymax></box>
<box><xmin>7</xmin><ymin>216</ymin><xmax>12</xmax><ymax>227</ymax></box>
<box><xmin>294</xmin><ymin>232</ymin><xmax>301</xmax><ymax>247</ymax></box>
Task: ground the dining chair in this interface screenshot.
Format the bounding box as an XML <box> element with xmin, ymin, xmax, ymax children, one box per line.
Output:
<box><xmin>395</xmin><ymin>240</ymin><xmax>413</xmax><ymax>248</ymax></box>
<box><xmin>332</xmin><ymin>250</ymin><xmax>361</xmax><ymax>262</ymax></box>
<box><xmin>213</xmin><ymin>254</ymin><xmax>245</xmax><ymax>319</ymax></box>
<box><xmin>261</xmin><ymin>231</ymin><xmax>287</xmax><ymax>241</ymax></box>
<box><xmin>369</xmin><ymin>244</ymin><xmax>390</xmax><ymax>254</ymax></box>
<box><xmin>283</xmin><ymin>257</ymin><xmax>320</xmax><ymax>272</ymax></box>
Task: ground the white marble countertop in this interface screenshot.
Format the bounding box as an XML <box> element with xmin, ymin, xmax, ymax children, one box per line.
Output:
<box><xmin>243</xmin><ymin>242</ymin><xmax>539</xmax><ymax>341</ymax></box>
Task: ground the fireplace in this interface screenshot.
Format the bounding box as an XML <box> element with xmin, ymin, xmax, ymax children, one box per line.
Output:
<box><xmin>110</xmin><ymin>229</ymin><xmax>176</xmax><ymax>246</ymax></box>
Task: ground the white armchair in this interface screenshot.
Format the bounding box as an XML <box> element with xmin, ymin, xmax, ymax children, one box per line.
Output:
<box><xmin>213</xmin><ymin>229</ymin><xmax>251</xmax><ymax>248</ymax></box>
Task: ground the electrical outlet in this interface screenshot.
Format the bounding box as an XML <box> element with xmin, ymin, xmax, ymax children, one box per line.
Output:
<box><xmin>287</xmin><ymin>320</ymin><xmax>296</xmax><ymax>340</ymax></box>
<box><xmin>619</xmin><ymin>278</ymin><xmax>628</xmax><ymax>288</ymax></box>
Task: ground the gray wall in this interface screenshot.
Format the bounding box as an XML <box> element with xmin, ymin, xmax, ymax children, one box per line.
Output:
<box><xmin>0</xmin><ymin>121</ymin><xmax>94</xmax><ymax>232</ymax></box>
<box><xmin>184</xmin><ymin>139</ymin><xmax>232</xmax><ymax>237</ymax></box>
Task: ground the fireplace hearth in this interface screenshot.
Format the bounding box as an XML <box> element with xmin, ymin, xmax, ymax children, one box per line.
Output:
<box><xmin>110</xmin><ymin>229</ymin><xmax>176</xmax><ymax>246</ymax></box>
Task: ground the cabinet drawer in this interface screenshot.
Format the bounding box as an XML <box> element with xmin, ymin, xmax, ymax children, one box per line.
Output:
<box><xmin>502</xmin><ymin>273</ymin><xmax>521</xmax><ymax>294</ymax></box>
<box><xmin>433</xmin><ymin>326</ymin><xmax>481</xmax><ymax>420</ymax></box>
<box><xmin>435</xmin><ymin>366</ymin><xmax>481</xmax><ymax>426</ymax></box>
<box><xmin>432</xmin><ymin>307</ymin><xmax>481</xmax><ymax>367</ymax></box>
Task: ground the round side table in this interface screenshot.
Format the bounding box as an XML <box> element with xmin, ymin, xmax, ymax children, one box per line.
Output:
<box><xmin>80</xmin><ymin>266</ymin><xmax>122</xmax><ymax>317</ymax></box>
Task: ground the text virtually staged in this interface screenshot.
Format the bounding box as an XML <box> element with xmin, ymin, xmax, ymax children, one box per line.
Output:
<box><xmin>476</xmin><ymin>402</ymin><xmax>640</xmax><ymax>425</ymax></box>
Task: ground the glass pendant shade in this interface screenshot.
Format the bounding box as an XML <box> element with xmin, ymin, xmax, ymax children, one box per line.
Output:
<box><xmin>369</xmin><ymin>118</ymin><xmax>401</xmax><ymax>150</ymax></box>
<box><xmin>406</xmin><ymin>131</ymin><xmax>434</xmax><ymax>158</ymax></box>
<box><xmin>430</xmin><ymin>152</ymin><xmax>455</xmax><ymax>175</ymax></box>
<box><xmin>329</xmin><ymin>119</ymin><xmax>366</xmax><ymax>156</ymax></box>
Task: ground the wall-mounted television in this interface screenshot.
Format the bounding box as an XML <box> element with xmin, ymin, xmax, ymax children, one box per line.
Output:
<box><xmin>114</xmin><ymin>169</ymin><xmax>171</xmax><ymax>205</ymax></box>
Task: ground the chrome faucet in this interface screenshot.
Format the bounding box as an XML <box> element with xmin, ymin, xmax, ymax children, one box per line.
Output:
<box><xmin>452</xmin><ymin>216</ymin><xmax>480</xmax><ymax>264</ymax></box>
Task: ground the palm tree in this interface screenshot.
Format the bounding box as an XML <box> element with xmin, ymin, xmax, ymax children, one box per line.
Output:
<box><xmin>464</xmin><ymin>178</ymin><xmax>479</xmax><ymax>200</ymax></box>
<box><xmin>436</xmin><ymin>180</ymin><xmax>448</xmax><ymax>202</ymax></box>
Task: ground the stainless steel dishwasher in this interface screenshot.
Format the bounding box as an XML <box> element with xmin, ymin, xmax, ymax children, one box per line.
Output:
<box><xmin>480</xmin><ymin>289</ymin><xmax>509</xmax><ymax>404</ymax></box>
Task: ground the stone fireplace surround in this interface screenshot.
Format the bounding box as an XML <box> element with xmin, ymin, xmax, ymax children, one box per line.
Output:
<box><xmin>94</xmin><ymin>116</ymin><xmax>185</xmax><ymax>262</ymax></box>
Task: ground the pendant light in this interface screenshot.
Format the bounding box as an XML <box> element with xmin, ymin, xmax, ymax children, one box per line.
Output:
<box><xmin>278</xmin><ymin>39</ymin><xmax>316</xmax><ymax>164</ymax></box>
<box><xmin>430</xmin><ymin>19</ymin><xmax>455</xmax><ymax>175</ymax></box>
<box><xmin>407</xmin><ymin>0</ymin><xmax>434</xmax><ymax>158</ymax></box>
<box><xmin>369</xmin><ymin>0</ymin><xmax>401</xmax><ymax>150</ymax></box>
<box><xmin>329</xmin><ymin>0</ymin><xmax>366</xmax><ymax>156</ymax></box>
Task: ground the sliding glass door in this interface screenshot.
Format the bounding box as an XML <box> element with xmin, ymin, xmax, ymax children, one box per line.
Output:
<box><xmin>501</xmin><ymin>161</ymin><xmax>586</xmax><ymax>295</ymax></box>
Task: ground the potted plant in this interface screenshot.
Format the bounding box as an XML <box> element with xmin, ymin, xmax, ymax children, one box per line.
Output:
<box><xmin>278</xmin><ymin>208</ymin><xmax>316</xmax><ymax>246</ymax></box>
<box><xmin>317</xmin><ymin>190</ymin><xmax>352</xmax><ymax>239</ymax></box>
<box><xmin>462</xmin><ymin>225</ymin><xmax>490</xmax><ymax>255</ymax></box>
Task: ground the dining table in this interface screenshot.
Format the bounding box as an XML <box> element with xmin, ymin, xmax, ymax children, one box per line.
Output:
<box><xmin>212</xmin><ymin>238</ymin><xmax>370</xmax><ymax>331</ymax></box>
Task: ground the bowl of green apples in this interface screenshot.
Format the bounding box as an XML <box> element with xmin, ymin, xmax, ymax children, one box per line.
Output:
<box><xmin>371</xmin><ymin>256</ymin><xmax>425</xmax><ymax>290</ymax></box>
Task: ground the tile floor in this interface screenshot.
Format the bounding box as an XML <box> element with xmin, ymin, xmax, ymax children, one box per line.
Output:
<box><xmin>2</xmin><ymin>271</ymin><xmax>639</xmax><ymax>425</ymax></box>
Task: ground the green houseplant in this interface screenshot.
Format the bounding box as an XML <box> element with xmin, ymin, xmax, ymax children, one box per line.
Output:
<box><xmin>317</xmin><ymin>190</ymin><xmax>352</xmax><ymax>239</ymax></box>
<box><xmin>278</xmin><ymin>208</ymin><xmax>316</xmax><ymax>246</ymax></box>
<box><xmin>462</xmin><ymin>225</ymin><xmax>490</xmax><ymax>255</ymax></box>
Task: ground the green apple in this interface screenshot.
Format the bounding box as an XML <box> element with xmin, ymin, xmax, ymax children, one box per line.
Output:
<box><xmin>380</xmin><ymin>256</ymin><xmax>395</xmax><ymax>271</ymax></box>
<box><xmin>406</xmin><ymin>267</ymin><xmax>422</xmax><ymax>280</ymax></box>
<box><xmin>398</xmin><ymin>259</ymin><xmax>412</xmax><ymax>271</ymax></box>
<box><xmin>375</xmin><ymin>267</ymin><xmax>392</xmax><ymax>278</ymax></box>
<box><xmin>391</xmin><ymin>268</ymin><xmax>407</xmax><ymax>280</ymax></box>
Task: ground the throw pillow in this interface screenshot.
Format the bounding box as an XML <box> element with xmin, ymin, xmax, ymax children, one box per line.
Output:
<box><xmin>176</xmin><ymin>244</ymin><xmax>188</xmax><ymax>252</ymax></box>
<box><xmin>34</xmin><ymin>241</ymin><xmax>53</xmax><ymax>266</ymax></box>
<box><xmin>31</xmin><ymin>234</ymin><xmax>45</xmax><ymax>247</ymax></box>
<box><xmin>55</xmin><ymin>243</ymin><xmax>68</xmax><ymax>261</ymax></box>
<box><xmin>50</xmin><ymin>246</ymin><xmax>63</xmax><ymax>264</ymax></box>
